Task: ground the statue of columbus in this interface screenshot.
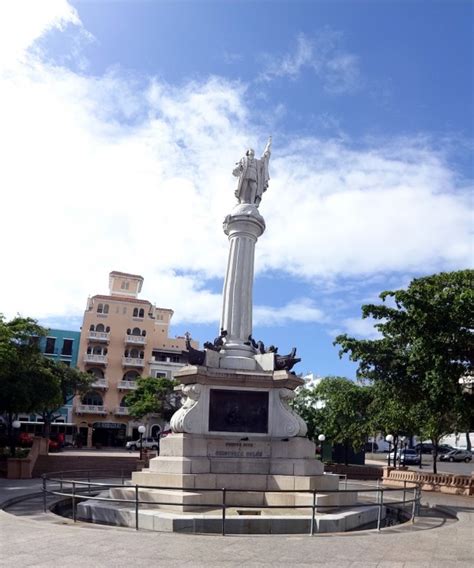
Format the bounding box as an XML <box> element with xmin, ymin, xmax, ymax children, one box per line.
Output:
<box><xmin>233</xmin><ymin>136</ymin><xmax>272</xmax><ymax>207</ymax></box>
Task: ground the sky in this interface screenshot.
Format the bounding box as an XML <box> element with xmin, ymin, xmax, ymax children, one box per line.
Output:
<box><xmin>0</xmin><ymin>0</ymin><xmax>472</xmax><ymax>378</ymax></box>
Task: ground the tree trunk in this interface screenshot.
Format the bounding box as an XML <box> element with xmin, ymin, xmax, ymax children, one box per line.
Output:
<box><xmin>393</xmin><ymin>438</ymin><xmax>398</xmax><ymax>469</ymax></box>
<box><xmin>344</xmin><ymin>440</ymin><xmax>349</xmax><ymax>466</ymax></box>
<box><xmin>432</xmin><ymin>438</ymin><xmax>438</xmax><ymax>474</ymax></box>
<box><xmin>42</xmin><ymin>413</ymin><xmax>52</xmax><ymax>439</ymax></box>
<box><xmin>466</xmin><ymin>432</ymin><xmax>472</xmax><ymax>452</ymax></box>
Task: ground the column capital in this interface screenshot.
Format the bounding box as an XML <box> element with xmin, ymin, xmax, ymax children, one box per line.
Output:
<box><xmin>223</xmin><ymin>203</ymin><xmax>266</xmax><ymax>238</ymax></box>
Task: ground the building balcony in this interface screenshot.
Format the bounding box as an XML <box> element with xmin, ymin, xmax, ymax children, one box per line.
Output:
<box><xmin>117</xmin><ymin>380</ymin><xmax>138</xmax><ymax>390</ymax></box>
<box><xmin>84</xmin><ymin>354</ymin><xmax>108</xmax><ymax>365</ymax></box>
<box><xmin>122</xmin><ymin>357</ymin><xmax>145</xmax><ymax>368</ymax></box>
<box><xmin>125</xmin><ymin>334</ymin><xmax>147</xmax><ymax>346</ymax></box>
<box><xmin>114</xmin><ymin>407</ymin><xmax>130</xmax><ymax>416</ymax></box>
<box><xmin>75</xmin><ymin>404</ymin><xmax>107</xmax><ymax>415</ymax></box>
<box><xmin>87</xmin><ymin>331</ymin><xmax>110</xmax><ymax>343</ymax></box>
<box><xmin>90</xmin><ymin>378</ymin><xmax>108</xmax><ymax>389</ymax></box>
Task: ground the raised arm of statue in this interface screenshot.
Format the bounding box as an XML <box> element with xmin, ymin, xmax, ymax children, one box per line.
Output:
<box><xmin>262</xmin><ymin>136</ymin><xmax>272</xmax><ymax>159</ymax></box>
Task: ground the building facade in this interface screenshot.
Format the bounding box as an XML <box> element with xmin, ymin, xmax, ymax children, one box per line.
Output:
<box><xmin>74</xmin><ymin>271</ymin><xmax>193</xmax><ymax>447</ymax></box>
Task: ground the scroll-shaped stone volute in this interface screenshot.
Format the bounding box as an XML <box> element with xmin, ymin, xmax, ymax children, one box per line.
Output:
<box><xmin>184</xmin><ymin>332</ymin><xmax>206</xmax><ymax>365</ymax></box>
<box><xmin>274</xmin><ymin>388</ymin><xmax>308</xmax><ymax>437</ymax></box>
<box><xmin>275</xmin><ymin>347</ymin><xmax>301</xmax><ymax>371</ymax></box>
<box><xmin>170</xmin><ymin>384</ymin><xmax>202</xmax><ymax>433</ymax></box>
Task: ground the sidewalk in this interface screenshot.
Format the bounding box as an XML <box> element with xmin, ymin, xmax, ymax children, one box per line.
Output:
<box><xmin>0</xmin><ymin>477</ymin><xmax>472</xmax><ymax>567</ymax></box>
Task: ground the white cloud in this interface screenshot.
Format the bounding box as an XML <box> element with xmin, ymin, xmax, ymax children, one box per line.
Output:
<box><xmin>336</xmin><ymin>317</ymin><xmax>382</xmax><ymax>340</ymax></box>
<box><xmin>0</xmin><ymin>5</ymin><xmax>471</xmax><ymax>330</ymax></box>
<box><xmin>259</xmin><ymin>30</ymin><xmax>361</xmax><ymax>93</ymax></box>
<box><xmin>254</xmin><ymin>300</ymin><xmax>326</xmax><ymax>327</ymax></box>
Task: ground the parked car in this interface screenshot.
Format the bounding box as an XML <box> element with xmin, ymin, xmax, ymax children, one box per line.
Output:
<box><xmin>389</xmin><ymin>449</ymin><xmax>421</xmax><ymax>465</ymax></box>
<box><xmin>439</xmin><ymin>449</ymin><xmax>472</xmax><ymax>463</ymax></box>
<box><xmin>126</xmin><ymin>437</ymin><xmax>160</xmax><ymax>451</ymax></box>
<box><xmin>414</xmin><ymin>443</ymin><xmax>434</xmax><ymax>454</ymax></box>
<box><xmin>437</xmin><ymin>444</ymin><xmax>456</xmax><ymax>455</ymax></box>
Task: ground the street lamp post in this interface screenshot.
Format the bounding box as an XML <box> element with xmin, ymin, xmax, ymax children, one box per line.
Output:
<box><xmin>138</xmin><ymin>425</ymin><xmax>146</xmax><ymax>461</ymax></box>
<box><xmin>385</xmin><ymin>434</ymin><xmax>394</xmax><ymax>467</ymax></box>
<box><xmin>11</xmin><ymin>420</ymin><xmax>21</xmax><ymax>458</ymax></box>
<box><xmin>399</xmin><ymin>435</ymin><xmax>406</xmax><ymax>467</ymax></box>
<box><xmin>318</xmin><ymin>433</ymin><xmax>326</xmax><ymax>461</ymax></box>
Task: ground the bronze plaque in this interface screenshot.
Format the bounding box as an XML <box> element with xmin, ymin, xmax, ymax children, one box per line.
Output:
<box><xmin>208</xmin><ymin>389</ymin><xmax>269</xmax><ymax>433</ymax></box>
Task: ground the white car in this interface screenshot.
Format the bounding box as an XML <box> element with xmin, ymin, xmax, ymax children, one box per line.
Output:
<box><xmin>126</xmin><ymin>437</ymin><xmax>160</xmax><ymax>451</ymax></box>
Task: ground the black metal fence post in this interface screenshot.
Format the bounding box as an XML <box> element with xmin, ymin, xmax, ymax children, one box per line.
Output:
<box><xmin>377</xmin><ymin>487</ymin><xmax>384</xmax><ymax>530</ymax></box>
<box><xmin>135</xmin><ymin>485</ymin><xmax>139</xmax><ymax>530</ymax></box>
<box><xmin>42</xmin><ymin>475</ymin><xmax>47</xmax><ymax>513</ymax></box>
<box><xmin>221</xmin><ymin>488</ymin><xmax>226</xmax><ymax>536</ymax></box>
<box><xmin>310</xmin><ymin>490</ymin><xmax>317</xmax><ymax>536</ymax></box>
<box><xmin>72</xmin><ymin>482</ymin><xmax>76</xmax><ymax>522</ymax></box>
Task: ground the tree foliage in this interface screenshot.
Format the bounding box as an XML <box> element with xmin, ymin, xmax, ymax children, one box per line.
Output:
<box><xmin>293</xmin><ymin>376</ymin><xmax>373</xmax><ymax>463</ymax></box>
<box><xmin>125</xmin><ymin>376</ymin><xmax>180</xmax><ymax>422</ymax></box>
<box><xmin>335</xmin><ymin>270</ymin><xmax>474</xmax><ymax>473</ymax></box>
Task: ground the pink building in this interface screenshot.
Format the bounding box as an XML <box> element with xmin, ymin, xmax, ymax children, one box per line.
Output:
<box><xmin>74</xmin><ymin>271</ymin><xmax>194</xmax><ymax>447</ymax></box>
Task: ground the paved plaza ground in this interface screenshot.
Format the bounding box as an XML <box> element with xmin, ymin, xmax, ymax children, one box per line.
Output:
<box><xmin>0</xmin><ymin>477</ymin><xmax>472</xmax><ymax>567</ymax></box>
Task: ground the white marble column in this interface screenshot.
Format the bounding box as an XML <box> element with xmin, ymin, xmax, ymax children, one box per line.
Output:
<box><xmin>219</xmin><ymin>204</ymin><xmax>265</xmax><ymax>364</ymax></box>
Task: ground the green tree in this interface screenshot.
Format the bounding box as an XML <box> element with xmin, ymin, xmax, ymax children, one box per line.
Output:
<box><xmin>0</xmin><ymin>315</ymin><xmax>47</xmax><ymax>455</ymax></box>
<box><xmin>293</xmin><ymin>376</ymin><xmax>373</xmax><ymax>464</ymax></box>
<box><xmin>125</xmin><ymin>376</ymin><xmax>180</xmax><ymax>422</ymax></box>
<box><xmin>33</xmin><ymin>358</ymin><xmax>93</xmax><ymax>439</ymax></box>
<box><xmin>335</xmin><ymin>270</ymin><xmax>474</xmax><ymax>473</ymax></box>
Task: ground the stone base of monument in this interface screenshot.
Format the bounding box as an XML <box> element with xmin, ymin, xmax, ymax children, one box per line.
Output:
<box><xmin>77</xmin><ymin>432</ymin><xmax>386</xmax><ymax>533</ymax></box>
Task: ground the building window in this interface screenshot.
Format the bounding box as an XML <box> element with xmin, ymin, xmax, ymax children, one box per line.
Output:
<box><xmin>132</xmin><ymin>327</ymin><xmax>141</xmax><ymax>336</ymax></box>
<box><xmin>133</xmin><ymin>308</ymin><xmax>138</xmax><ymax>317</ymax></box>
<box><xmin>123</xmin><ymin>370</ymin><xmax>140</xmax><ymax>381</ymax></box>
<box><xmin>61</xmin><ymin>339</ymin><xmax>73</xmax><ymax>356</ymax></box>
<box><xmin>121</xmin><ymin>281</ymin><xmax>130</xmax><ymax>290</ymax></box>
<box><xmin>142</xmin><ymin>330</ymin><xmax>146</xmax><ymax>337</ymax></box>
<box><xmin>82</xmin><ymin>392</ymin><xmax>103</xmax><ymax>406</ymax></box>
<box><xmin>89</xmin><ymin>324</ymin><xmax>95</xmax><ymax>331</ymax></box>
<box><xmin>45</xmin><ymin>337</ymin><xmax>56</xmax><ymax>354</ymax></box>
<box><xmin>97</xmin><ymin>303</ymin><xmax>103</xmax><ymax>313</ymax></box>
<box><xmin>87</xmin><ymin>368</ymin><xmax>104</xmax><ymax>378</ymax></box>
<box><xmin>171</xmin><ymin>356</ymin><xmax>180</xmax><ymax>363</ymax></box>
<box><xmin>106</xmin><ymin>326</ymin><xmax>110</xmax><ymax>332</ymax></box>
<box><xmin>103</xmin><ymin>304</ymin><xmax>109</xmax><ymax>314</ymax></box>
<box><xmin>155</xmin><ymin>372</ymin><xmax>167</xmax><ymax>378</ymax></box>
<box><xmin>139</xmin><ymin>308</ymin><xmax>144</xmax><ymax>318</ymax></box>
<box><xmin>96</xmin><ymin>324</ymin><xmax>105</xmax><ymax>332</ymax></box>
<box><xmin>123</xmin><ymin>307</ymin><xmax>127</xmax><ymax>315</ymax></box>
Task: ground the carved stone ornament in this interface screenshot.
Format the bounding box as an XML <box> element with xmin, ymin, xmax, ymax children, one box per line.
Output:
<box><xmin>170</xmin><ymin>384</ymin><xmax>202</xmax><ymax>433</ymax></box>
<box><xmin>273</xmin><ymin>388</ymin><xmax>308</xmax><ymax>437</ymax></box>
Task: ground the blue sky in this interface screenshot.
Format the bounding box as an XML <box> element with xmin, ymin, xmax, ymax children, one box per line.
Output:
<box><xmin>1</xmin><ymin>0</ymin><xmax>472</xmax><ymax>378</ymax></box>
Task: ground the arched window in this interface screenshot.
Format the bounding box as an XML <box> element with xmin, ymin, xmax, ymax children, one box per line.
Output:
<box><xmin>126</xmin><ymin>328</ymin><xmax>131</xmax><ymax>335</ymax></box>
<box><xmin>87</xmin><ymin>368</ymin><xmax>104</xmax><ymax>378</ymax></box>
<box><xmin>123</xmin><ymin>370</ymin><xmax>140</xmax><ymax>381</ymax></box>
<box><xmin>132</xmin><ymin>327</ymin><xmax>141</xmax><ymax>336</ymax></box>
<box><xmin>82</xmin><ymin>391</ymin><xmax>103</xmax><ymax>406</ymax></box>
<box><xmin>87</xmin><ymin>346</ymin><xmax>92</xmax><ymax>354</ymax></box>
<box><xmin>93</xmin><ymin>346</ymin><xmax>103</xmax><ymax>355</ymax></box>
<box><xmin>133</xmin><ymin>308</ymin><xmax>139</xmax><ymax>317</ymax></box>
<box><xmin>124</xmin><ymin>349</ymin><xmax>129</xmax><ymax>357</ymax></box>
<box><xmin>103</xmin><ymin>347</ymin><xmax>108</xmax><ymax>355</ymax></box>
<box><xmin>119</xmin><ymin>396</ymin><xmax>128</xmax><ymax>408</ymax></box>
<box><xmin>105</xmin><ymin>326</ymin><xmax>110</xmax><ymax>332</ymax></box>
<box><xmin>103</xmin><ymin>304</ymin><xmax>109</xmax><ymax>314</ymax></box>
<box><xmin>142</xmin><ymin>330</ymin><xmax>146</xmax><ymax>337</ymax></box>
<box><xmin>96</xmin><ymin>324</ymin><xmax>105</xmax><ymax>332</ymax></box>
<box><xmin>151</xmin><ymin>425</ymin><xmax>161</xmax><ymax>438</ymax></box>
<box><xmin>140</xmin><ymin>351</ymin><xmax>144</xmax><ymax>359</ymax></box>
<box><xmin>130</xmin><ymin>348</ymin><xmax>139</xmax><ymax>358</ymax></box>
<box><xmin>138</xmin><ymin>308</ymin><xmax>144</xmax><ymax>318</ymax></box>
<box><xmin>89</xmin><ymin>324</ymin><xmax>95</xmax><ymax>331</ymax></box>
<box><xmin>97</xmin><ymin>303</ymin><xmax>104</xmax><ymax>314</ymax></box>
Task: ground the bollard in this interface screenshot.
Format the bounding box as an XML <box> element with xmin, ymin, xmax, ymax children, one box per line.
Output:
<box><xmin>221</xmin><ymin>488</ymin><xmax>227</xmax><ymax>536</ymax></box>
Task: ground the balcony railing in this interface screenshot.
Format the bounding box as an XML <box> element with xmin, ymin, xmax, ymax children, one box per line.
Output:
<box><xmin>117</xmin><ymin>380</ymin><xmax>138</xmax><ymax>390</ymax></box>
<box><xmin>84</xmin><ymin>354</ymin><xmax>108</xmax><ymax>365</ymax></box>
<box><xmin>114</xmin><ymin>407</ymin><xmax>130</xmax><ymax>416</ymax></box>
<box><xmin>125</xmin><ymin>335</ymin><xmax>147</xmax><ymax>345</ymax></box>
<box><xmin>90</xmin><ymin>378</ymin><xmax>108</xmax><ymax>389</ymax></box>
<box><xmin>75</xmin><ymin>404</ymin><xmax>107</xmax><ymax>415</ymax></box>
<box><xmin>87</xmin><ymin>331</ymin><xmax>110</xmax><ymax>342</ymax></box>
<box><xmin>122</xmin><ymin>357</ymin><xmax>144</xmax><ymax>368</ymax></box>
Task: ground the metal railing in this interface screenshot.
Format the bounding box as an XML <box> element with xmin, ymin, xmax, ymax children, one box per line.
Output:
<box><xmin>42</xmin><ymin>471</ymin><xmax>421</xmax><ymax>536</ymax></box>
